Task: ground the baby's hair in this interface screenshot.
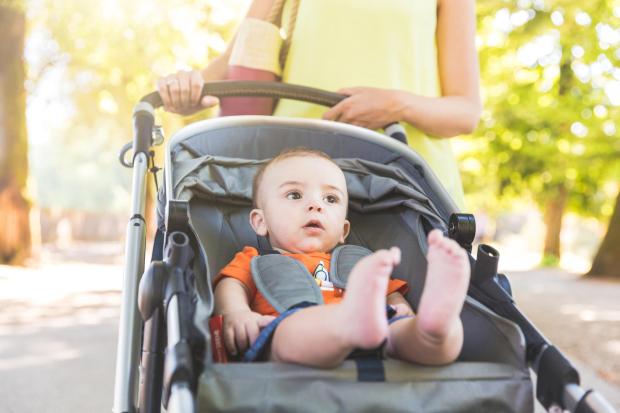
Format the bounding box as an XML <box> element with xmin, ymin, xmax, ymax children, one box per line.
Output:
<box><xmin>252</xmin><ymin>147</ymin><xmax>338</xmax><ymax>207</ymax></box>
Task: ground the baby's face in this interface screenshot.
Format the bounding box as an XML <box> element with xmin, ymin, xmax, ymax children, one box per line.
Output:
<box><xmin>250</xmin><ymin>155</ymin><xmax>350</xmax><ymax>254</ymax></box>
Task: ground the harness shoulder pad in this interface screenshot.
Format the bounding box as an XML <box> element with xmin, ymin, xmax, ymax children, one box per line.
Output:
<box><xmin>251</xmin><ymin>255</ymin><xmax>324</xmax><ymax>313</ymax></box>
<box><xmin>330</xmin><ymin>245</ymin><xmax>373</xmax><ymax>289</ymax></box>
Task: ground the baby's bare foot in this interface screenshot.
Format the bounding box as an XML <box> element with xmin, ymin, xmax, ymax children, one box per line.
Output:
<box><xmin>342</xmin><ymin>247</ymin><xmax>401</xmax><ymax>349</ymax></box>
<box><xmin>416</xmin><ymin>230</ymin><xmax>470</xmax><ymax>341</ymax></box>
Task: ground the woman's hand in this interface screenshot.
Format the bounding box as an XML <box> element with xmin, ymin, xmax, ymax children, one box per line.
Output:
<box><xmin>222</xmin><ymin>309</ymin><xmax>276</xmax><ymax>356</ymax></box>
<box><xmin>322</xmin><ymin>87</ymin><xmax>408</xmax><ymax>130</ymax></box>
<box><xmin>156</xmin><ymin>69</ymin><xmax>219</xmax><ymax>115</ymax></box>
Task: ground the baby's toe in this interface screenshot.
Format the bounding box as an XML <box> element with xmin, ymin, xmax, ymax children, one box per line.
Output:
<box><xmin>427</xmin><ymin>229</ymin><xmax>443</xmax><ymax>245</ymax></box>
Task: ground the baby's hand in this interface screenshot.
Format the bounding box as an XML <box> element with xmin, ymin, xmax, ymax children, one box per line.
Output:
<box><xmin>390</xmin><ymin>303</ymin><xmax>414</xmax><ymax>318</ymax></box>
<box><xmin>222</xmin><ymin>310</ymin><xmax>275</xmax><ymax>356</ymax></box>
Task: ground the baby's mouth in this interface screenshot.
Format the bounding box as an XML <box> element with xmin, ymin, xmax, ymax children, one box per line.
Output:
<box><xmin>303</xmin><ymin>220</ymin><xmax>324</xmax><ymax>230</ymax></box>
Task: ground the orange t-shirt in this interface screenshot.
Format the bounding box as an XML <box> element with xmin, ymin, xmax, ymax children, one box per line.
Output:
<box><xmin>215</xmin><ymin>246</ymin><xmax>409</xmax><ymax>316</ymax></box>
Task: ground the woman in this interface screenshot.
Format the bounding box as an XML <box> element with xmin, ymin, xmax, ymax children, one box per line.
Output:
<box><xmin>157</xmin><ymin>0</ymin><xmax>481</xmax><ymax>209</ymax></box>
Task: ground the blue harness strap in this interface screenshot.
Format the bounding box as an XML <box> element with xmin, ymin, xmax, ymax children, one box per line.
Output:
<box><xmin>242</xmin><ymin>304</ymin><xmax>413</xmax><ymax>362</ymax></box>
<box><xmin>242</xmin><ymin>301</ymin><xmax>316</xmax><ymax>362</ymax></box>
<box><xmin>355</xmin><ymin>357</ymin><xmax>386</xmax><ymax>382</ymax></box>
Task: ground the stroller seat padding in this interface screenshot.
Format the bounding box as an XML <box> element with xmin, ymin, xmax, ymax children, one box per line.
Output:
<box><xmin>168</xmin><ymin>154</ymin><xmax>445</xmax><ymax>300</ymax></box>
<box><xmin>249</xmin><ymin>244</ymin><xmax>373</xmax><ymax>313</ymax></box>
<box><xmin>330</xmin><ymin>244</ymin><xmax>373</xmax><ymax>289</ymax></box>
<box><xmin>251</xmin><ymin>255</ymin><xmax>324</xmax><ymax>313</ymax></box>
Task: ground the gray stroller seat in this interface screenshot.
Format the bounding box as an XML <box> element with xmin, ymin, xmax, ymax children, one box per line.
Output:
<box><xmin>161</xmin><ymin>117</ymin><xmax>533</xmax><ymax>413</ymax></box>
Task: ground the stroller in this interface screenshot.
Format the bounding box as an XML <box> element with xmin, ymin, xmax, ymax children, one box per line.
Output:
<box><xmin>112</xmin><ymin>81</ymin><xmax>617</xmax><ymax>413</ymax></box>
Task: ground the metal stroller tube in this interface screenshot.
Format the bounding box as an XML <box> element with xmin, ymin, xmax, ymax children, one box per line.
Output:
<box><xmin>113</xmin><ymin>100</ymin><xmax>159</xmax><ymax>413</ymax></box>
<box><xmin>113</xmin><ymin>151</ymin><xmax>149</xmax><ymax>413</ymax></box>
<box><xmin>564</xmin><ymin>384</ymin><xmax>617</xmax><ymax>413</ymax></box>
<box><xmin>133</xmin><ymin>231</ymin><xmax>197</xmax><ymax>413</ymax></box>
<box><xmin>160</xmin><ymin>233</ymin><xmax>197</xmax><ymax>413</ymax></box>
<box><xmin>166</xmin><ymin>295</ymin><xmax>196</xmax><ymax>413</ymax></box>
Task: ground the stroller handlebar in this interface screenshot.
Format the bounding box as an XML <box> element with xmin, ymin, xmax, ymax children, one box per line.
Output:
<box><xmin>124</xmin><ymin>81</ymin><xmax>408</xmax><ymax>168</ymax></box>
<box><xmin>142</xmin><ymin>81</ymin><xmax>408</xmax><ymax>143</ymax></box>
<box><xmin>140</xmin><ymin>80</ymin><xmax>346</xmax><ymax>109</ymax></box>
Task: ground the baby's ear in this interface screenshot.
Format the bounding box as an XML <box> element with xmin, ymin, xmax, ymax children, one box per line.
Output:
<box><xmin>249</xmin><ymin>208</ymin><xmax>268</xmax><ymax>236</ymax></box>
<box><xmin>339</xmin><ymin>219</ymin><xmax>351</xmax><ymax>243</ymax></box>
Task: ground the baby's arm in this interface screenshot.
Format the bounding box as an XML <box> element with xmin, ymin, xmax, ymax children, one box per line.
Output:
<box><xmin>214</xmin><ymin>278</ymin><xmax>275</xmax><ymax>356</ymax></box>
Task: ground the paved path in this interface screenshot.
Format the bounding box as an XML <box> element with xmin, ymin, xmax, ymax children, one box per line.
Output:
<box><xmin>1</xmin><ymin>245</ymin><xmax>619</xmax><ymax>412</ymax></box>
<box><xmin>0</xmin><ymin>245</ymin><xmax>123</xmax><ymax>413</ymax></box>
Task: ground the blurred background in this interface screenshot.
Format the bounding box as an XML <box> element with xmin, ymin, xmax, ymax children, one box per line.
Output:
<box><xmin>1</xmin><ymin>0</ymin><xmax>619</xmax><ymax>411</ymax></box>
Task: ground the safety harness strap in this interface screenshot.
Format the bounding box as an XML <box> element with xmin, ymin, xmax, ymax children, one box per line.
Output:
<box><xmin>251</xmin><ymin>255</ymin><xmax>324</xmax><ymax>313</ymax></box>
<box><xmin>251</xmin><ymin>244</ymin><xmax>374</xmax><ymax>312</ymax></box>
<box><xmin>330</xmin><ymin>245</ymin><xmax>373</xmax><ymax>289</ymax></box>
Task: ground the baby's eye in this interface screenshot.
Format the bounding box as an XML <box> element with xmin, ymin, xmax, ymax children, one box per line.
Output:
<box><xmin>324</xmin><ymin>195</ymin><xmax>339</xmax><ymax>204</ymax></box>
<box><xmin>286</xmin><ymin>191</ymin><xmax>302</xmax><ymax>200</ymax></box>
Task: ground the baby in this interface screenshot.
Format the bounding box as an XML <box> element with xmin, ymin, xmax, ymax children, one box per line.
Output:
<box><xmin>213</xmin><ymin>148</ymin><xmax>470</xmax><ymax>367</ymax></box>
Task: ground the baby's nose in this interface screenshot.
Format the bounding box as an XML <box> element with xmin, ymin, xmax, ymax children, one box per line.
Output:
<box><xmin>308</xmin><ymin>200</ymin><xmax>322</xmax><ymax>212</ymax></box>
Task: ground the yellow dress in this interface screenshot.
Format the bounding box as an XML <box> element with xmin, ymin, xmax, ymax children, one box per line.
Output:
<box><xmin>274</xmin><ymin>0</ymin><xmax>466</xmax><ymax>209</ymax></box>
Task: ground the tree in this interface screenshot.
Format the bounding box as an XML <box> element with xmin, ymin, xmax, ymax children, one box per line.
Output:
<box><xmin>465</xmin><ymin>0</ymin><xmax>620</xmax><ymax>263</ymax></box>
<box><xmin>588</xmin><ymin>189</ymin><xmax>620</xmax><ymax>278</ymax></box>
<box><xmin>0</xmin><ymin>0</ymin><xmax>30</xmax><ymax>265</ymax></box>
<box><xmin>26</xmin><ymin>0</ymin><xmax>239</xmax><ymax>237</ymax></box>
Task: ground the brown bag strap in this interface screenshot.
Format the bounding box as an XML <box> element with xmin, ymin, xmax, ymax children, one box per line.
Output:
<box><xmin>265</xmin><ymin>0</ymin><xmax>300</xmax><ymax>70</ymax></box>
<box><xmin>280</xmin><ymin>0</ymin><xmax>299</xmax><ymax>69</ymax></box>
<box><xmin>266</xmin><ymin>0</ymin><xmax>286</xmax><ymax>25</ymax></box>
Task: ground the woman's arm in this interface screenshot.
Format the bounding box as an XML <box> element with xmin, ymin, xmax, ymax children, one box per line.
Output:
<box><xmin>200</xmin><ymin>0</ymin><xmax>278</xmax><ymax>82</ymax></box>
<box><xmin>158</xmin><ymin>0</ymin><xmax>278</xmax><ymax>115</ymax></box>
<box><xmin>408</xmin><ymin>0</ymin><xmax>481</xmax><ymax>137</ymax></box>
<box><xmin>323</xmin><ymin>0</ymin><xmax>481</xmax><ymax>138</ymax></box>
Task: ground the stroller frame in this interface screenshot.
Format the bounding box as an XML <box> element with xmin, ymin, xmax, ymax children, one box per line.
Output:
<box><xmin>112</xmin><ymin>81</ymin><xmax>617</xmax><ymax>413</ymax></box>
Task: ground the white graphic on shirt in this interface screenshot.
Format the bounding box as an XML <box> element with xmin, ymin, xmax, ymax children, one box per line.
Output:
<box><xmin>313</xmin><ymin>261</ymin><xmax>329</xmax><ymax>281</ymax></box>
<box><xmin>313</xmin><ymin>261</ymin><xmax>334</xmax><ymax>291</ymax></box>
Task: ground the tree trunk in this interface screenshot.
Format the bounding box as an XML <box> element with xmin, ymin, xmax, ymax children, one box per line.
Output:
<box><xmin>543</xmin><ymin>185</ymin><xmax>567</xmax><ymax>260</ymax></box>
<box><xmin>0</xmin><ymin>4</ymin><xmax>31</xmax><ymax>265</ymax></box>
<box><xmin>539</xmin><ymin>41</ymin><xmax>572</xmax><ymax>264</ymax></box>
<box><xmin>588</xmin><ymin>189</ymin><xmax>620</xmax><ymax>278</ymax></box>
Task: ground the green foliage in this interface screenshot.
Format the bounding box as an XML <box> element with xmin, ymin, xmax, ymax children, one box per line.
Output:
<box><xmin>463</xmin><ymin>0</ymin><xmax>620</xmax><ymax>219</ymax></box>
<box><xmin>27</xmin><ymin>0</ymin><xmax>244</xmax><ymax>212</ymax></box>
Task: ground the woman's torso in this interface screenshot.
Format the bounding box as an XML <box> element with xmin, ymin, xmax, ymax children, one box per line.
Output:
<box><xmin>274</xmin><ymin>0</ymin><xmax>465</xmax><ymax>208</ymax></box>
